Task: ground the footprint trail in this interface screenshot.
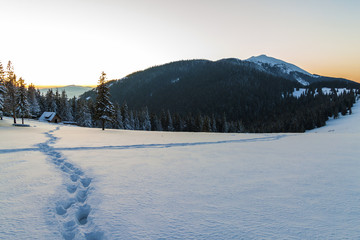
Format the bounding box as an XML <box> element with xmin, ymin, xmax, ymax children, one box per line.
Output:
<box><xmin>37</xmin><ymin>127</ymin><xmax>104</xmax><ymax>240</ymax></box>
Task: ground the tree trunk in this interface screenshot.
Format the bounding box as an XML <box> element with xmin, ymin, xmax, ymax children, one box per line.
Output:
<box><xmin>13</xmin><ymin>112</ymin><xmax>16</xmax><ymax>124</ymax></box>
<box><xmin>102</xmin><ymin>120</ymin><xmax>105</xmax><ymax>130</ymax></box>
<box><xmin>22</xmin><ymin>117</ymin><xmax>24</xmax><ymax>124</ymax></box>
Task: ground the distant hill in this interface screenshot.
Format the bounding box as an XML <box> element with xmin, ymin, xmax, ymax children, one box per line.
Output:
<box><xmin>82</xmin><ymin>56</ymin><xmax>358</xmax><ymax>117</ymax></box>
<box><xmin>80</xmin><ymin>56</ymin><xmax>359</xmax><ymax>132</ymax></box>
<box><xmin>82</xmin><ymin>59</ymin><xmax>300</xmax><ymax>119</ymax></box>
<box><xmin>38</xmin><ymin>85</ymin><xmax>93</xmax><ymax>98</ymax></box>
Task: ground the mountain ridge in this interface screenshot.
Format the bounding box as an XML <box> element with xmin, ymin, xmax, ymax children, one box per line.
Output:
<box><xmin>38</xmin><ymin>85</ymin><xmax>93</xmax><ymax>98</ymax></box>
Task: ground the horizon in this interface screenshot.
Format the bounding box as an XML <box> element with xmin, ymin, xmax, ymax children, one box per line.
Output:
<box><xmin>1</xmin><ymin>0</ymin><xmax>360</xmax><ymax>85</ymax></box>
<box><xmin>35</xmin><ymin>85</ymin><xmax>96</xmax><ymax>89</ymax></box>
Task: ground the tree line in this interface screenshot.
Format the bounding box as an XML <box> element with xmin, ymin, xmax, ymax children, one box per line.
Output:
<box><xmin>1</xmin><ymin>60</ymin><xmax>359</xmax><ymax>132</ymax></box>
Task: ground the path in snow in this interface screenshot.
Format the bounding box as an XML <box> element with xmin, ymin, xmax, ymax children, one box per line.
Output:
<box><xmin>37</xmin><ymin>127</ymin><xmax>104</xmax><ymax>240</ymax></box>
<box><xmin>0</xmin><ymin>134</ymin><xmax>288</xmax><ymax>154</ymax></box>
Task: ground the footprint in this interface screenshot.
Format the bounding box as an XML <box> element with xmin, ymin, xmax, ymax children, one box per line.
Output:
<box><xmin>39</xmin><ymin>128</ymin><xmax>102</xmax><ymax>237</ymax></box>
<box><xmin>56</xmin><ymin>204</ymin><xmax>67</xmax><ymax>215</ymax></box>
<box><xmin>85</xmin><ymin>231</ymin><xmax>105</xmax><ymax>240</ymax></box>
<box><xmin>62</xmin><ymin>198</ymin><xmax>76</xmax><ymax>209</ymax></box>
<box><xmin>62</xmin><ymin>231</ymin><xmax>75</xmax><ymax>240</ymax></box>
<box><xmin>76</xmin><ymin>204</ymin><xmax>91</xmax><ymax>225</ymax></box>
<box><xmin>75</xmin><ymin>169</ymin><xmax>84</xmax><ymax>176</ymax></box>
<box><xmin>80</xmin><ymin>177</ymin><xmax>92</xmax><ymax>188</ymax></box>
<box><xmin>66</xmin><ymin>184</ymin><xmax>78</xmax><ymax>193</ymax></box>
<box><xmin>63</xmin><ymin>220</ymin><xmax>77</xmax><ymax>231</ymax></box>
<box><xmin>64</xmin><ymin>162</ymin><xmax>75</xmax><ymax>170</ymax></box>
<box><xmin>76</xmin><ymin>189</ymin><xmax>88</xmax><ymax>203</ymax></box>
<box><xmin>61</xmin><ymin>165</ymin><xmax>73</xmax><ymax>174</ymax></box>
<box><xmin>70</xmin><ymin>174</ymin><xmax>79</xmax><ymax>182</ymax></box>
<box><xmin>54</xmin><ymin>158</ymin><xmax>64</xmax><ymax>166</ymax></box>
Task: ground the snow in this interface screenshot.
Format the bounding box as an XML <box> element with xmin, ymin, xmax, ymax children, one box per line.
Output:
<box><xmin>292</xmin><ymin>88</ymin><xmax>307</xmax><ymax>98</ymax></box>
<box><xmin>307</xmin><ymin>101</ymin><xmax>360</xmax><ymax>133</ymax></box>
<box><xmin>291</xmin><ymin>88</ymin><xmax>350</xmax><ymax>98</ymax></box>
<box><xmin>246</xmin><ymin>54</ymin><xmax>312</xmax><ymax>77</ymax></box>
<box><xmin>294</xmin><ymin>75</ymin><xmax>310</xmax><ymax>86</ymax></box>
<box><xmin>39</xmin><ymin>112</ymin><xmax>57</xmax><ymax>122</ymax></box>
<box><xmin>321</xmin><ymin>87</ymin><xmax>349</xmax><ymax>95</ymax></box>
<box><xmin>1</xmin><ymin>102</ymin><xmax>360</xmax><ymax>239</ymax></box>
<box><xmin>171</xmin><ymin>77</ymin><xmax>180</xmax><ymax>84</ymax></box>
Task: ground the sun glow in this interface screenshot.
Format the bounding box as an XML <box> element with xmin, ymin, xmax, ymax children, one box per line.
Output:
<box><xmin>1</xmin><ymin>0</ymin><xmax>359</xmax><ymax>85</ymax></box>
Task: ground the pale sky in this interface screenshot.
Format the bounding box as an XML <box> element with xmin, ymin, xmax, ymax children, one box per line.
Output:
<box><xmin>1</xmin><ymin>0</ymin><xmax>360</xmax><ymax>86</ymax></box>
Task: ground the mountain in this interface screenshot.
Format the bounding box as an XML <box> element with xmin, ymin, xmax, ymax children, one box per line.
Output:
<box><xmin>245</xmin><ymin>54</ymin><xmax>353</xmax><ymax>86</ymax></box>
<box><xmin>246</xmin><ymin>54</ymin><xmax>312</xmax><ymax>76</ymax></box>
<box><xmin>38</xmin><ymin>85</ymin><xmax>93</xmax><ymax>98</ymax></box>
<box><xmin>82</xmin><ymin>59</ymin><xmax>299</xmax><ymax>118</ymax></box>
<box><xmin>81</xmin><ymin>56</ymin><xmax>359</xmax><ymax>132</ymax></box>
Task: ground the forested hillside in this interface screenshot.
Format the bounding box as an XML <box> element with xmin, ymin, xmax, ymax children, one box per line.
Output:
<box><xmin>1</xmin><ymin>59</ymin><xmax>359</xmax><ymax>133</ymax></box>
<box><xmin>80</xmin><ymin>59</ymin><xmax>359</xmax><ymax>132</ymax></box>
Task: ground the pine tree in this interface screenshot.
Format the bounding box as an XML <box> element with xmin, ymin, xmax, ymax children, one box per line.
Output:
<box><xmin>59</xmin><ymin>90</ymin><xmax>73</xmax><ymax>121</ymax></box>
<box><xmin>70</xmin><ymin>96</ymin><xmax>77</xmax><ymax>120</ymax></box>
<box><xmin>121</xmin><ymin>102</ymin><xmax>131</xmax><ymax>129</ymax></box>
<box><xmin>167</xmin><ymin>110</ymin><xmax>174</xmax><ymax>131</ymax></box>
<box><xmin>0</xmin><ymin>61</ymin><xmax>4</xmax><ymax>80</ymax></box>
<box><xmin>54</xmin><ymin>89</ymin><xmax>61</xmax><ymax>114</ymax></box>
<box><xmin>150</xmin><ymin>113</ymin><xmax>162</xmax><ymax>131</ymax></box>
<box><xmin>114</xmin><ymin>104</ymin><xmax>124</xmax><ymax>129</ymax></box>
<box><xmin>194</xmin><ymin>113</ymin><xmax>203</xmax><ymax>132</ymax></box>
<box><xmin>76</xmin><ymin>99</ymin><xmax>92</xmax><ymax>127</ymax></box>
<box><xmin>221</xmin><ymin>113</ymin><xmax>229</xmax><ymax>133</ymax></box>
<box><xmin>142</xmin><ymin>107</ymin><xmax>151</xmax><ymax>131</ymax></box>
<box><xmin>160</xmin><ymin>110</ymin><xmax>167</xmax><ymax>130</ymax></box>
<box><xmin>37</xmin><ymin>90</ymin><xmax>47</xmax><ymax>114</ymax></box>
<box><xmin>45</xmin><ymin>89</ymin><xmax>57</xmax><ymax>112</ymax></box>
<box><xmin>16</xmin><ymin>77</ymin><xmax>30</xmax><ymax>124</ymax></box>
<box><xmin>4</xmin><ymin>61</ymin><xmax>18</xmax><ymax>124</ymax></box>
<box><xmin>129</xmin><ymin>111</ymin><xmax>135</xmax><ymax>130</ymax></box>
<box><xmin>27</xmin><ymin>84</ymin><xmax>40</xmax><ymax>118</ymax></box>
<box><xmin>202</xmin><ymin>115</ymin><xmax>211</xmax><ymax>132</ymax></box>
<box><xmin>95</xmin><ymin>72</ymin><xmax>115</xmax><ymax>130</ymax></box>
<box><xmin>211</xmin><ymin>114</ymin><xmax>217</xmax><ymax>132</ymax></box>
<box><xmin>0</xmin><ymin>62</ymin><xmax>5</xmax><ymax>119</ymax></box>
<box><xmin>134</xmin><ymin>112</ymin><xmax>140</xmax><ymax>130</ymax></box>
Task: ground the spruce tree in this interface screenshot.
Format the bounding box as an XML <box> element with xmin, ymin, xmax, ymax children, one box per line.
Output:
<box><xmin>16</xmin><ymin>77</ymin><xmax>30</xmax><ymax>124</ymax></box>
<box><xmin>167</xmin><ymin>110</ymin><xmax>174</xmax><ymax>131</ymax></box>
<box><xmin>221</xmin><ymin>113</ymin><xmax>229</xmax><ymax>133</ymax></box>
<box><xmin>59</xmin><ymin>90</ymin><xmax>73</xmax><ymax>121</ymax></box>
<box><xmin>114</xmin><ymin>104</ymin><xmax>124</xmax><ymax>129</ymax></box>
<box><xmin>121</xmin><ymin>102</ymin><xmax>131</xmax><ymax>129</ymax></box>
<box><xmin>27</xmin><ymin>84</ymin><xmax>40</xmax><ymax>118</ymax></box>
<box><xmin>4</xmin><ymin>61</ymin><xmax>18</xmax><ymax>124</ymax></box>
<box><xmin>142</xmin><ymin>107</ymin><xmax>151</xmax><ymax>131</ymax></box>
<box><xmin>70</xmin><ymin>96</ymin><xmax>77</xmax><ymax>120</ymax></box>
<box><xmin>0</xmin><ymin>62</ymin><xmax>5</xmax><ymax>119</ymax></box>
<box><xmin>76</xmin><ymin>99</ymin><xmax>92</xmax><ymax>127</ymax></box>
<box><xmin>95</xmin><ymin>72</ymin><xmax>115</xmax><ymax>130</ymax></box>
<box><xmin>129</xmin><ymin>111</ymin><xmax>135</xmax><ymax>130</ymax></box>
<box><xmin>45</xmin><ymin>89</ymin><xmax>57</xmax><ymax>112</ymax></box>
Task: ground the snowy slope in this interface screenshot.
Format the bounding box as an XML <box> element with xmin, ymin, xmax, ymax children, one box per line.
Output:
<box><xmin>246</xmin><ymin>54</ymin><xmax>312</xmax><ymax>76</ymax></box>
<box><xmin>246</xmin><ymin>55</ymin><xmax>316</xmax><ymax>86</ymax></box>
<box><xmin>1</xmin><ymin>103</ymin><xmax>360</xmax><ymax>239</ymax></box>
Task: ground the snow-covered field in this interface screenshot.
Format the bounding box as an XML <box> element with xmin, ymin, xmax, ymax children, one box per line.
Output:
<box><xmin>1</xmin><ymin>103</ymin><xmax>360</xmax><ymax>239</ymax></box>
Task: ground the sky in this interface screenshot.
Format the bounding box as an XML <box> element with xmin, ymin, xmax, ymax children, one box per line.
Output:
<box><xmin>1</xmin><ymin>0</ymin><xmax>359</xmax><ymax>86</ymax></box>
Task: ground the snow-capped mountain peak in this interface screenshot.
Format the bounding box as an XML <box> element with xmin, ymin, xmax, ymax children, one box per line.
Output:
<box><xmin>245</xmin><ymin>54</ymin><xmax>314</xmax><ymax>86</ymax></box>
<box><xmin>246</xmin><ymin>54</ymin><xmax>312</xmax><ymax>77</ymax></box>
